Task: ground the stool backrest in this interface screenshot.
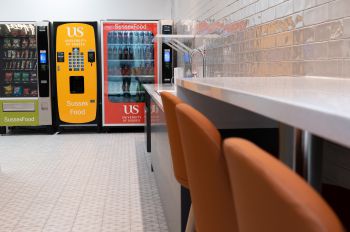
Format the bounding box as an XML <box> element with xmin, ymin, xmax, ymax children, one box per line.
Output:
<box><xmin>223</xmin><ymin>138</ymin><xmax>344</xmax><ymax>232</ymax></box>
<box><xmin>160</xmin><ymin>92</ymin><xmax>188</xmax><ymax>188</ymax></box>
<box><xmin>176</xmin><ymin>103</ymin><xmax>238</xmax><ymax>232</ymax></box>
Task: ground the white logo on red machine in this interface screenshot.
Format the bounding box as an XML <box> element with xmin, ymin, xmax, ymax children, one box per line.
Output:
<box><xmin>67</xmin><ymin>27</ymin><xmax>84</xmax><ymax>38</ymax></box>
<box><xmin>123</xmin><ymin>105</ymin><xmax>140</xmax><ymax>115</ymax></box>
<box><xmin>114</xmin><ymin>24</ymin><xmax>147</xmax><ymax>30</ymax></box>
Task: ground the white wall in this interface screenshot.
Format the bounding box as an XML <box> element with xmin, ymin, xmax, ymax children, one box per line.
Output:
<box><xmin>0</xmin><ymin>0</ymin><xmax>171</xmax><ymax>21</ymax></box>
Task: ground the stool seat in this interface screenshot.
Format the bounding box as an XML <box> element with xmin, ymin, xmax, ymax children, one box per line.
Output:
<box><xmin>224</xmin><ymin>138</ymin><xmax>344</xmax><ymax>232</ymax></box>
<box><xmin>176</xmin><ymin>103</ymin><xmax>238</xmax><ymax>232</ymax></box>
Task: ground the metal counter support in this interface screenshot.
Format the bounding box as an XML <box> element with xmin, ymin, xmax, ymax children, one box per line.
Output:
<box><xmin>293</xmin><ymin>129</ymin><xmax>323</xmax><ymax>192</ymax></box>
<box><xmin>279</xmin><ymin>125</ymin><xmax>323</xmax><ymax>192</ymax></box>
<box><xmin>302</xmin><ymin>132</ymin><xmax>323</xmax><ymax>192</ymax></box>
<box><xmin>145</xmin><ymin>91</ymin><xmax>151</xmax><ymax>152</ymax></box>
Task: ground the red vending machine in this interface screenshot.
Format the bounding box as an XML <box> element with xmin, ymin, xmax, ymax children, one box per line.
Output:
<box><xmin>101</xmin><ymin>20</ymin><xmax>159</xmax><ymax>126</ymax></box>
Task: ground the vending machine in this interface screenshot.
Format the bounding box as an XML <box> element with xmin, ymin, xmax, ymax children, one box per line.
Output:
<box><xmin>0</xmin><ymin>21</ymin><xmax>52</xmax><ymax>133</ymax></box>
<box><xmin>101</xmin><ymin>20</ymin><xmax>159</xmax><ymax>126</ymax></box>
<box><xmin>53</xmin><ymin>22</ymin><xmax>100</xmax><ymax>128</ymax></box>
<box><xmin>160</xmin><ymin>20</ymin><xmax>174</xmax><ymax>84</ymax></box>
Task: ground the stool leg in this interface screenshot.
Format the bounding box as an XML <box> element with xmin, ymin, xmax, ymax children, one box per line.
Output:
<box><xmin>185</xmin><ymin>205</ymin><xmax>195</xmax><ymax>232</ymax></box>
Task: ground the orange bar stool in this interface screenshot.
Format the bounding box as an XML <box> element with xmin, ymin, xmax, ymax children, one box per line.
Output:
<box><xmin>223</xmin><ymin>138</ymin><xmax>344</xmax><ymax>232</ymax></box>
<box><xmin>176</xmin><ymin>103</ymin><xmax>239</xmax><ymax>232</ymax></box>
<box><xmin>160</xmin><ymin>92</ymin><xmax>194</xmax><ymax>232</ymax></box>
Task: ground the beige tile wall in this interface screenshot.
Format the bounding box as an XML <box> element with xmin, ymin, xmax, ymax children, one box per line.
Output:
<box><xmin>173</xmin><ymin>0</ymin><xmax>350</xmax><ymax>77</ymax></box>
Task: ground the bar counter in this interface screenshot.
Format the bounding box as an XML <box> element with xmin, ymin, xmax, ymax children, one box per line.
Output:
<box><xmin>177</xmin><ymin>76</ymin><xmax>350</xmax><ymax>149</ymax></box>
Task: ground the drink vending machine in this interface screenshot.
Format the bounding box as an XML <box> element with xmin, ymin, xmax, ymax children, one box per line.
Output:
<box><xmin>101</xmin><ymin>20</ymin><xmax>159</xmax><ymax>126</ymax></box>
<box><xmin>0</xmin><ymin>21</ymin><xmax>52</xmax><ymax>134</ymax></box>
<box><xmin>53</xmin><ymin>22</ymin><xmax>100</xmax><ymax>129</ymax></box>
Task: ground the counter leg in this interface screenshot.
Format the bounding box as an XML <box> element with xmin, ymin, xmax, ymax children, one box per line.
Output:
<box><xmin>279</xmin><ymin>125</ymin><xmax>323</xmax><ymax>191</ymax></box>
<box><xmin>302</xmin><ymin>132</ymin><xmax>323</xmax><ymax>192</ymax></box>
<box><xmin>145</xmin><ymin>92</ymin><xmax>151</xmax><ymax>152</ymax></box>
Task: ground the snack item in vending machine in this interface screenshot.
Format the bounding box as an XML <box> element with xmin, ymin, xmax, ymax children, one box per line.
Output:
<box><xmin>25</xmin><ymin>60</ymin><xmax>31</xmax><ymax>69</ymax></box>
<box><xmin>3</xmin><ymin>38</ymin><xmax>11</xmax><ymax>48</ymax></box>
<box><xmin>112</xmin><ymin>47</ymin><xmax>117</xmax><ymax>60</ymax></box>
<box><xmin>21</xmin><ymin>60</ymin><xmax>26</xmax><ymax>69</ymax></box>
<box><xmin>5</xmin><ymin>72</ymin><xmax>13</xmax><ymax>82</ymax></box>
<box><xmin>4</xmin><ymin>85</ymin><xmax>13</xmax><ymax>95</ymax></box>
<box><xmin>21</xmin><ymin>38</ymin><xmax>29</xmax><ymax>48</ymax></box>
<box><xmin>30</xmin><ymin>73</ymin><xmax>37</xmax><ymax>83</ymax></box>
<box><xmin>10</xmin><ymin>28</ymin><xmax>19</xmax><ymax>36</ymax></box>
<box><xmin>30</xmin><ymin>89</ymin><xmax>38</xmax><ymax>97</ymax></box>
<box><xmin>29</xmin><ymin>38</ymin><xmax>36</xmax><ymax>48</ymax></box>
<box><xmin>16</xmin><ymin>51</ymin><xmax>20</xmax><ymax>58</ymax></box>
<box><xmin>13</xmin><ymin>86</ymin><xmax>23</xmax><ymax>96</ymax></box>
<box><xmin>22</xmin><ymin>50</ymin><xmax>28</xmax><ymax>58</ymax></box>
<box><xmin>23</xmin><ymin>87</ymin><xmax>30</xmax><ymax>96</ymax></box>
<box><xmin>22</xmin><ymin>72</ymin><xmax>30</xmax><ymax>82</ymax></box>
<box><xmin>12</xmin><ymin>38</ymin><xmax>21</xmax><ymax>48</ymax></box>
<box><xmin>11</xmin><ymin>50</ymin><xmax>16</xmax><ymax>59</ymax></box>
<box><xmin>13</xmin><ymin>72</ymin><xmax>21</xmax><ymax>82</ymax></box>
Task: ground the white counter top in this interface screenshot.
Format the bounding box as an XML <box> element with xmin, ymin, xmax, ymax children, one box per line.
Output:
<box><xmin>143</xmin><ymin>84</ymin><xmax>175</xmax><ymax>111</ymax></box>
<box><xmin>177</xmin><ymin>76</ymin><xmax>350</xmax><ymax>148</ymax></box>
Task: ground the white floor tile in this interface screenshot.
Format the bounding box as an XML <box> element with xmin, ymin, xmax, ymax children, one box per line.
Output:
<box><xmin>0</xmin><ymin>133</ymin><xmax>168</xmax><ymax>232</ymax></box>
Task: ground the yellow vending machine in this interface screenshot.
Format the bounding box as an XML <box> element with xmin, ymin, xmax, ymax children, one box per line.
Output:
<box><xmin>53</xmin><ymin>22</ymin><xmax>100</xmax><ymax>129</ymax></box>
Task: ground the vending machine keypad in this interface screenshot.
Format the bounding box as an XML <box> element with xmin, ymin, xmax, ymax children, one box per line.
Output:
<box><xmin>68</xmin><ymin>48</ymin><xmax>84</xmax><ymax>71</ymax></box>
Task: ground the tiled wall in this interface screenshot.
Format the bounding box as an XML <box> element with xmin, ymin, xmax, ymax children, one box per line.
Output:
<box><xmin>172</xmin><ymin>0</ymin><xmax>350</xmax><ymax>78</ymax></box>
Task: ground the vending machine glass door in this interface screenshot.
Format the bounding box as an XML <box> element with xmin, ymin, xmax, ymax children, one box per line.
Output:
<box><xmin>0</xmin><ymin>23</ymin><xmax>38</xmax><ymax>98</ymax></box>
<box><xmin>102</xmin><ymin>21</ymin><xmax>159</xmax><ymax>126</ymax></box>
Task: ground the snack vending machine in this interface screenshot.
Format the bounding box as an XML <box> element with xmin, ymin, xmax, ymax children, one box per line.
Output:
<box><xmin>53</xmin><ymin>22</ymin><xmax>100</xmax><ymax>128</ymax></box>
<box><xmin>0</xmin><ymin>22</ymin><xmax>52</xmax><ymax>133</ymax></box>
<box><xmin>101</xmin><ymin>20</ymin><xmax>159</xmax><ymax>126</ymax></box>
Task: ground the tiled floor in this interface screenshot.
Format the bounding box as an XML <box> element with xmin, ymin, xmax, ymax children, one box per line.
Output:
<box><xmin>0</xmin><ymin>133</ymin><xmax>168</xmax><ymax>232</ymax></box>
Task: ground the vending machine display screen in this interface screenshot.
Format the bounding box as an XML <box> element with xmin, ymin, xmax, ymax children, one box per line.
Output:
<box><xmin>164</xmin><ymin>49</ymin><xmax>171</xmax><ymax>63</ymax></box>
<box><xmin>40</xmin><ymin>50</ymin><xmax>47</xmax><ymax>64</ymax></box>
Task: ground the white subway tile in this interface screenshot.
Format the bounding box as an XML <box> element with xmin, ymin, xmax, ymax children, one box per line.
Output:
<box><xmin>262</xmin><ymin>7</ymin><xmax>276</xmax><ymax>23</ymax></box>
<box><xmin>276</xmin><ymin>0</ymin><xmax>294</xmax><ymax>19</ymax></box>
<box><xmin>304</xmin><ymin>4</ymin><xmax>329</xmax><ymax>26</ymax></box>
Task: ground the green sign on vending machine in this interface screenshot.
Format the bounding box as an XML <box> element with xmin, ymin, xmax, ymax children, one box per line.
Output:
<box><xmin>0</xmin><ymin>100</ymin><xmax>39</xmax><ymax>126</ymax></box>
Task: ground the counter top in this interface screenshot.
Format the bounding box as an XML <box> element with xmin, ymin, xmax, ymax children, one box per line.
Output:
<box><xmin>177</xmin><ymin>76</ymin><xmax>350</xmax><ymax>148</ymax></box>
<box><xmin>143</xmin><ymin>84</ymin><xmax>175</xmax><ymax>111</ymax></box>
